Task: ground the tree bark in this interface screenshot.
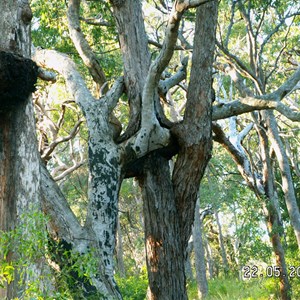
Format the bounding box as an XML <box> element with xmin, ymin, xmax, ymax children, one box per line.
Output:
<box><xmin>0</xmin><ymin>0</ymin><xmax>45</xmax><ymax>298</ymax></box>
<box><xmin>257</xmin><ymin>118</ymin><xmax>291</xmax><ymax>300</ymax></box>
<box><xmin>193</xmin><ymin>200</ymin><xmax>208</xmax><ymax>299</ymax></box>
<box><xmin>116</xmin><ymin>215</ymin><xmax>126</xmax><ymax>277</ymax></box>
<box><xmin>213</xmin><ymin>121</ymin><xmax>292</xmax><ymax>299</ymax></box>
<box><xmin>172</xmin><ymin>0</ymin><xmax>218</xmax><ymax>248</ymax></box>
<box><xmin>138</xmin><ymin>2</ymin><xmax>218</xmax><ymax>299</ymax></box>
<box><xmin>214</xmin><ymin>210</ymin><xmax>229</xmax><ymax>275</ymax></box>
<box><xmin>264</xmin><ymin>111</ymin><xmax>300</xmax><ymax>249</ymax></box>
<box><xmin>139</xmin><ymin>153</ymin><xmax>186</xmax><ymax>300</ymax></box>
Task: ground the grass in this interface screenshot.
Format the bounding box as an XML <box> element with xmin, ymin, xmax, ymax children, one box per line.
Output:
<box><xmin>116</xmin><ymin>272</ymin><xmax>300</xmax><ymax>299</ymax></box>
<box><xmin>187</xmin><ymin>277</ymin><xmax>282</xmax><ymax>300</ymax></box>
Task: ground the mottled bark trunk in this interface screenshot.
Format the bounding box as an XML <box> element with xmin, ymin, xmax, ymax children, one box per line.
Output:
<box><xmin>41</xmin><ymin>163</ymin><xmax>122</xmax><ymax>299</ymax></box>
<box><xmin>139</xmin><ymin>153</ymin><xmax>186</xmax><ymax>300</ymax></box>
<box><xmin>83</xmin><ymin>108</ymin><xmax>123</xmax><ymax>299</ymax></box>
<box><xmin>193</xmin><ymin>200</ymin><xmax>208</xmax><ymax>299</ymax></box>
<box><xmin>0</xmin><ymin>0</ymin><xmax>43</xmax><ymax>298</ymax></box>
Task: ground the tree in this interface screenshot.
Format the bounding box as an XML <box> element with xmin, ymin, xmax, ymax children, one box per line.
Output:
<box><xmin>211</xmin><ymin>1</ymin><xmax>300</xmax><ymax>298</ymax></box>
<box><xmin>2</xmin><ymin>0</ymin><xmax>300</xmax><ymax>299</ymax></box>
<box><xmin>0</xmin><ymin>0</ymin><xmax>47</xmax><ymax>298</ymax></box>
<box><xmin>33</xmin><ymin>0</ymin><xmax>218</xmax><ymax>298</ymax></box>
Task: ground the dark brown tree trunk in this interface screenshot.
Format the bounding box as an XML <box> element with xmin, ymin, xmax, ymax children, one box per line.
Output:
<box><xmin>138</xmin><ymin>2</ymin><xmax>218</xmax><ymax>298</ymax></box>
<box><xmin>139</xmin><ymin>153</ymin><xmax>186</xmax><ymax>300</ymax></box>
<box><xmin>172</xmin><ymin>0</ymin><xmax>217</xmax><ymax>248</ymax></box>
<box><xmin>266</xmin><ymin>205</ymin><xmax>291</xmax><ymax>300</ymax></box>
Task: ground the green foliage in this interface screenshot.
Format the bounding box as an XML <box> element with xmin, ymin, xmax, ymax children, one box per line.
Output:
<box><xmin>187</xmin><ymin>277</ymin><xmax>280</xmax><ymax>300</ymax></box>
<box><xmin>115</xmin><ymin>267</ymin><xmax>148</xmax><ymax>300</ymax></box>
<box><xmin>0</xmin><ymin>208</ymin><xmax>65</xmax><ymax>299</ymax></box>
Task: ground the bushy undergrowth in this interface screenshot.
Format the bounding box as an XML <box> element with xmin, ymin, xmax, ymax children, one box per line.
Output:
<box><xmin>115</xmin><ymin>267</ymin><xmax>148</xmax><ymax>300</ymax></box>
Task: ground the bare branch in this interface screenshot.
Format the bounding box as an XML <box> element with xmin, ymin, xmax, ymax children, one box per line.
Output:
<box><xmin>33</xmin><ymin>48</ymin><xmax>95</xmax><ymax>113</ymax></box>
<box><xmin>158</xmin><ymin>56</ymin><xmax>188</xmax><ymax>96</ymax></box>
<box><xmin>265</xmin><ymin>66</ymin><xmax>300</xmax><ymax>101</ymax></box>
<box><xmin>41</xmin><ymin>162</ymin><xmax>86</xmax><ymax>244</ymax></box>
<box><xmin>212</xmin><ymin>123</ymin><xmax>264</xmax><ymax>194</ymax></box>
<box><xmin>53</xmin><ymin>160</ymin><xmax>87</xmax><ymax>181</ymax></box>
<box><xmin>42</xmin><ymin>118</ymin><xmax>84</xmax><ymax>161</ymax></box>
<box><xmin>141</xmin><ymin>0</ymin><xmax>200</xmax><ymax>128</ymax></box>
<box><xmin>148</xmin><ymin>39</ymin><xmax>188</xmax><ymax>50</ymax></box>
<box><xmin>79</xmin><ymin>16</ymin><xmax>111</xmax><ymax>27</ymax></box>
<box><xmin>216</xmin><ymin>40</ymin><xmax>263</xmax><ymax>93</ymax></box>
<box><xmin>214</xmin><ymin>63</ymin><xmax>300</xmax><ymax>122</ymax></box>
<box><xmin>224</xmin><ymin>0</ymin><xmax>237</xmax><ymax>48</ymax></box>
<box><xmin>104</xmin><ymin>76</ymin><xmax>125</xmax><ymax>114</ymax></box>
<box><xmin>213</xmin><ymin>97</ymin><xmax>300</xmax><ymax>122</ymax></box>
<box><xmin>37</xmin><ymin>67</ymin><xmax>57</xmax><ymax>82</ymax></box>
<box><xmin>68</xmin><ymin>0</ymin><xmax>107</xmax><ymax>93</ymax></box>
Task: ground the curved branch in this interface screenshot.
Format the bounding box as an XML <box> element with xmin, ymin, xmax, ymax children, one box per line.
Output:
<box><xmin>33</xmin><ymin>48</ymin><xmax>95</xmax><ymax>114</ymax></box>
<box><xmin>41</xmin><ymin>118</ymin><xmax>84</xmax><ymax>161</ymax></box>
<box><xmin>141</xmin><ymin>0</ymin><xmax>205</xmax><ymax>128</ymax></box>
<box><xmin>67</xmin><ymin>0</ymin><xmax>107</xmax><ymax>92</ymax></box>
<box><xmin>105</xmin><ymin>76</ymin><xmax>125</xmax><ymax>114</ymax></box>
<box><xmin>216</xmin><ymin>40</ymin><xmax>263</xmax><ymax>93</ymax></box>
<box><xmin>213</xmin><ymin>97</ymin><xmax>300</xmax><ymax>122</ymax></box>
<box><xmin>212</xmin><ymin>123</ymin><xmax>264</xmax><ymax>195</ymax></box>
<box><xmin>214</xmin><ymin>63</ymin><xmax>300</xmax><ymax>121</ymax></box>
<box><xmin>53</xmin><ymin>160</ymin><xmax>87</xmax><ymax>181</ymax></box>
<box><xmin>40</xmin><ymin>162</ymin><xmax>86</xmax><ymax>244</ymax></box>
<box><xmin>37</xmin><ymin>67</ymin><xmax>57</xmax><ymax>82</ymax></box>
<box><xmin>158</xmin><ymin>56</ymin><xmax>188</xmax><ymax>97</ymax></box>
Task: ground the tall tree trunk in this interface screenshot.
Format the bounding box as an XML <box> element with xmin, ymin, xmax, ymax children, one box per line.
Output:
<box><xmin>257</xmin><ymin>120</ymin><xmax>291</xmax><ymax>300</ymax></box>
<box><xmin>139</xmin><ymin>153</ymin><xmax>186</xmax><ymax>300</ymax></box>
<box><xmin>0</xmin><ymin>0</ymin><xmax>43</xmax><ymax>298</ymax></box>
<box><xmin>185</xmin><ymin>242</ymin><xmax>194</xmax><ymax>281</ymax></box>
<box><xmin>265</xmin><ymin>111</ymin><xmax>300</xmax><ymax>249</ymax></box>
<box><xmin>213</xmin><ymin>121</ymin><xmax>291</xmax><ymax>299</ymax></box>
<box><xmin>139</xmin><ymin>2</ymin><xmax>218</xmax><ymax>298</ymax></box>
<box><xmin>193</xmin><ymin>200</ymin><xmax>208</xmax><ymax>299</ymax></box>
<box><xmin>214</xmin><ymin>210</ymin><xmax>229</xmax><ymax>275</ymax></box>
<box><xmin>203</xmin><ymin>235</ymin><xmax>214</xmax><ymax>279</ymax></box>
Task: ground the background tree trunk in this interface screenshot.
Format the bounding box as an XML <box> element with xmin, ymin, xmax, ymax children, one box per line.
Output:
<box><xmin>265</xmin><ymin>111</ymin><xmax>300</xmax><ymax>249</ymax></box>
<box><xmin>214</xmin><ymin>210</ymin><xmax>229</xmax><ymax>275</ymax></box>
<box><xmin>257</xmin><ymin>119</ymin><xmax>291</xmax><ymax>300</ymax></box>
<box><xmin>193</xmin><ymin>200</ymin><xmax>209</xmax><ymax>299</ymax></box>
